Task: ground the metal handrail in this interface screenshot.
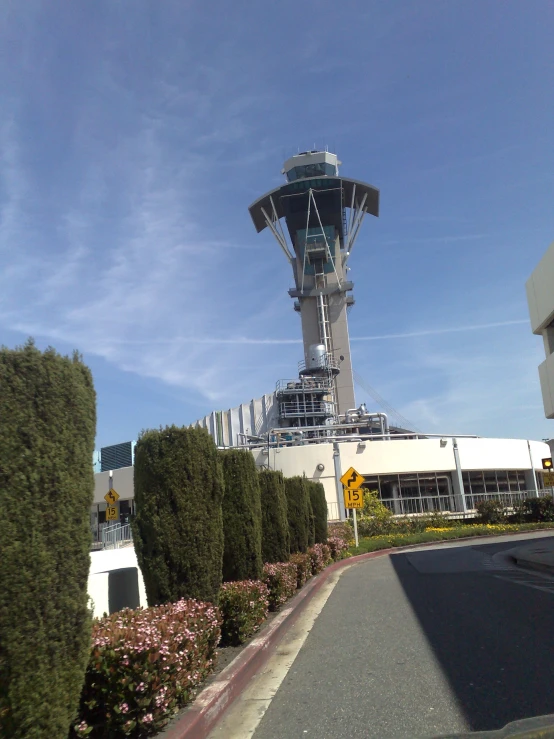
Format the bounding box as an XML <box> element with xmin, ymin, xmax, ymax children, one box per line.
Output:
<box><xmin>276</xmin><ymin>378</ymin><xmax>334</xmax><ymax>393</ymax></box>
<box><xmin>279</xmin><ymin>401</ymin><xmax>335</xmax><ymax>417</ymax></box>
<box><xmin>377</xmin><ymin>489</ymin><xmax>553</xmax><ymax>518</ymax></box>
<box><xmin>101</xmin><ymin>522</ymin><xmax>133</xmax><ymax>550</ymax></box>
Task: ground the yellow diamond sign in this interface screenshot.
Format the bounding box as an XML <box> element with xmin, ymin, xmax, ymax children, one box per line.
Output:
<box><xmin>340</xmin><ymin>466</ymin><xmax>365</xmax><ymax>490</ymax></box>
<box><xmin>104</xmin><ymin>488</ymin><xmax>120</xmax><ymax>505</ymax></box>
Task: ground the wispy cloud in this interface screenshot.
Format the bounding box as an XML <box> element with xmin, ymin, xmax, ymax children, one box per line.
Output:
<box><xmin>396</xmin><ymin>340</ymin><xmax>547</xmax><ymax>439</ymax></box>
<box><xmin>82</xmin><ymin>319</ymin><xmax>529</xmax><ymax>348</ymax></box>
<box><xmin>352</xmin><ymin>320</ymin><xmax>529</xmax><ymax>342</ymax></box>
<box><xmin>379</xmin><ymin>234</ymin><xmax>487</xmax><ymax>246</ymax></box>
<box><xmin>0</xmin><ymin>32</ymin><xmax>292</xmax><ymax>406</ymax></box>
<box><xmin>1</xmin><ymin>1</ymin><xmax>552</xmax><ymax>445</ymax></box>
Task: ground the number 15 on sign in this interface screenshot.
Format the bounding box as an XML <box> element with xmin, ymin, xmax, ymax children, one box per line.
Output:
<box><xmin>344</xmin><ymin>488</ymin><xmax>363</xmax><ymax>509</ymax></box>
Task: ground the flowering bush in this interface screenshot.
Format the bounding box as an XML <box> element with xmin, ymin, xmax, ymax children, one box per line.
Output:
<box><xmin>262</xmin><ymin>562</ymin><xmax>298</xmax><ymax>611</ymax></box>
<box><xmin>290</xmin><ymin>552</ymin><xmax>312</xmax><ymax>588</ymax></box>
<box><xmin>328</xmin><ymin>521</ymin><xmax>354</xmax><ymax>547</ymax></box>
<box><xmin>327</xmin><ymin>535</ymin><xmax>349</xmax><ymax>561</ymax></box>
<box><xmin>307</xmin><ymin>543</ymin><xmax>332</xmax><ymax>575</ymax></box>
<box><xmin>72</xmin><ymin>599</ymin><xmax>221</xmax><ymax>738</ymax></box>
<box><xmin>218</xmin><ymin>580</ymin><xmax>269</xmax><ymax>646</ymax></box>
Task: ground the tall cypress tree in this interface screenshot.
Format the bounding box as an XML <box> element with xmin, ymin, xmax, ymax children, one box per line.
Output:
<box><xmin>284</xmin><ymin>476</ymin><xmax>311</xmax><ymax>553</ymax></box>
<box><xmin>0</xmin><ymin>341</ymin><xmax>96</xmax><ymax>739</ymax></box>
<box><xmin>259</xmin><ymin>469</ymin><xmax>290</xmax><ymax>563</ymax></box>
<box><xmin>132</xmin><ymin>426</ymin><xmax>224</xmax><ymax>605</ymax></box>
<box><xmin>307</xmin><ymin>481</ymin><xmax>328</xmax><ymax>543</ymax></box>
<box><xmin>220</xmin><ymin>449</ymin><xmax>263</xmax><ymax>582</ymax></box>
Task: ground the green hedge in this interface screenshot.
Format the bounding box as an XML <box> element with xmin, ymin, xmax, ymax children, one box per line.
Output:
<box><xmin>220</xmin><ymin>449</ymin><xmax>263</xmax><ymax>582</ymax></box>
<box><xmin>132</xmin><ymin>426</ymin><xmax>224</xmax><ymax>605</ymax></box>
<box><xmin>289</xmin><ymin>552</ymin><xmax>312</xmax><ymax>588</ymax></box>
<box><xmin>218</xmin><ymin>580</ymin><xmax>269</xmax><ymax>646</ymax></box>
<box><xmin>262</xmin><ymin>562</ymin><xmax>298</xmax><ymax>611</ymax></box>
<box><xmin>259</xmin><ymin>469</ymin><xmax>290</xmax><ymax>563</ymax></box>
<box><xmin>307</xmin><ymin>481</ymin><xmax>328</xmax><ymax>543</ymax></box>
<box><xmin>0</xmin><ymin>341</ymin><xmax>96</xmax><ymax>739</ymax></box>
<box><xmin>284</xmin><ymin>476</ymin><xmax>311</xmax><ymax>553</ymax></box>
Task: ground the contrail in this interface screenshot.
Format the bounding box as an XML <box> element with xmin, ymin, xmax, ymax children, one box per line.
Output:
<box><xmin>116</xmin><ymin>320</ymin><xmax>528</xmax><ymax>346</ymax></box>
<box><xmin>351</xmin><ymin>319</ymin><xmax>528</xmax><ymax>342</ymax></box>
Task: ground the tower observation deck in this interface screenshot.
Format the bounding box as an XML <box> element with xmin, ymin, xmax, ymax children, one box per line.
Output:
<box><xmin>248</xmin><ymin>150</ymin><xmax>379</xmax><ymax>416</ymax></box>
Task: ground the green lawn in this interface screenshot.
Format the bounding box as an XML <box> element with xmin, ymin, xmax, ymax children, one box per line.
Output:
<box><xmin>348</xmin><ymin>522</ymin><xmax>554</xmax><ymax>556</ymax></box>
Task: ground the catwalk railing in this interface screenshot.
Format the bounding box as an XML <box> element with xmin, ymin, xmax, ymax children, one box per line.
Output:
<box><xmin>327</xmin><ymin>489</ymin><xmax>554</xmax><ymax>522</ymax></box>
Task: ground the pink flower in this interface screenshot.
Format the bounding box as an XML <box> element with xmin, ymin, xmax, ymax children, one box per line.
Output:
<box><xmin>142</xmin><ymin>713</ymin><xmax>154</xmax><ymax>723</ymax></box>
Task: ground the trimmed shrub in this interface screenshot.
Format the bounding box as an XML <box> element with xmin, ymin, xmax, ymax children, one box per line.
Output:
<box><xmin>476</xmin><ymin>499</ymin><xmax>506</xmax><ymax>524</ymax></box>
<box><xmin>259</xmin><ymin>470</ymin><xmax>290</xmax><ymax>563</ymax></box>
<box><xmin>262</xmin><ymin>562</ymin><xmax>297</xmax><ymax>611</ymax></box>
<box><xmin>0</xmin><ymin>341</ymin><xmax>96</xmax><ymax>739</ymax></box>
<box><xmin>328</xmin><ymin>521</ymin><xmax>354</xmax><ymax>548</ymax></box>
<box><xmin>308</xmin><ymin>481</ymin><xmax>328</xmax><ymax>543</ymax></box>
<box><xmin>218</xmin><ymin>581</ymin><xmax>269</xmax><ymax>646</ymax></box>
<box><xmin>308</xmin><ymin>543</ymin><xmax>332</xmax><ymax>575</ymax></box>
<box><xmin>327</xmin><ymin>536</ymin><xmax>350</xmax><ymax>561</ymax></box>
<box><xmin>520</xmin><ymin>496</ymin><xmax>554</xmax><ymax>522</ymax></box>
<box><xmin>285</xmin><ymin>476</ymin><xmax>311</xmax><ymax>553</ymax></box>
<box><xmin>72</xmin><ymin>599</ymin><xmax>221</xmax><ymax>737</ymax></box>
<box><xmin>308</xmin><ymin>495</ymin><xmax>316</xmax><ymax>547</ymax></box>
<box><xmin>220</xmin><ymin>450</ymin><xmax>263</xmax><ymax>582</ymax></box>
<box><xmin>132</xmin><ymin>426</ymin><xmax>224</xmax><ymax>606</ymax></box>
<box><xmin>290</xmin><ymin>553</ymin><xmax>312</xmax><ymax>589</ymax></box>
<box><xmin>355</xmin><ymin>511</ymin><xmax>455</xmax><ymax>537</ymax></box>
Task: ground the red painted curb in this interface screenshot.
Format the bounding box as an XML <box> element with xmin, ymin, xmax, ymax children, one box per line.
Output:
<box><xmin>163</xmin><ymin>528</ymin><xmax>554</xmax><ymax>739</ymax></box>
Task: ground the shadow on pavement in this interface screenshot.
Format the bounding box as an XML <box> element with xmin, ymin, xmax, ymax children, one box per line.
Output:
<box><xmin>389</xmin><ymin>537</ymin><xmax>554</xmax><ymax>734</ymax></box>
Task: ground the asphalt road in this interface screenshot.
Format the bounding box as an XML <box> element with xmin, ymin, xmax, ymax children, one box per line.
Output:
<box><xmin>250</xmin><ymin>533</ymin><xmax>554</xmax><ymax>739</ymax></box>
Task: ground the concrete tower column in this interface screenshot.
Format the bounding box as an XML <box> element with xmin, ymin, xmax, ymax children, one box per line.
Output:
<box><xmin>248</xmin><ymin>150</ymin><xmax>379</xmax><ymax>417</ymax></box>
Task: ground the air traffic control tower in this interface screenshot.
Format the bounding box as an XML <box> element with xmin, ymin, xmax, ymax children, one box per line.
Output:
<box><xmin>248</xmin><ymin>150</ymin><xmax>379</xmax><ymax>416</ymax></box>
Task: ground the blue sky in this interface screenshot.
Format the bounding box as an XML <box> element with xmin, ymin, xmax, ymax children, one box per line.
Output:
<box><xmin>1</xmin><ymin>0</ymin><xmax>553</xmax><ymax>447</ymax></box>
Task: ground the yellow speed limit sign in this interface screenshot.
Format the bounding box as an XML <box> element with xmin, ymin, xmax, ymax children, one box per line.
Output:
<box><xmin>343</xmin><ymin>487</ymin><xmax>364</xmax><ymax>509</ymax></box>
<box><xmin>105</xmin><ymin>505</ymin><xmax>119</xmax><ymax>521</ymax></box>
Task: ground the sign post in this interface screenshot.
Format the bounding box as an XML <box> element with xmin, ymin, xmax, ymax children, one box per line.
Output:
<box><xmin>340</xmin><ymin>466</ymin><xmax>365</xmax><ymax>548</ymax></box>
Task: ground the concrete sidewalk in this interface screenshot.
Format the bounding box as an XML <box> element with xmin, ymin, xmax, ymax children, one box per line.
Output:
<box><xmin>511</xmin><ymin>537</ymin><xmax>554</xmax><ymax>574</ymax></box>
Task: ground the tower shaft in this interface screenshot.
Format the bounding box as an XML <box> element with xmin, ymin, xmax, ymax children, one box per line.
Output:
<box><xmin>248</xmin><ymin>151</ymin><xmax>379</xmax><ymax>417</ymax></box>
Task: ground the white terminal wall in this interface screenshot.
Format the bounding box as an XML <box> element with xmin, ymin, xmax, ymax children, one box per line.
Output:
<box><xmin>94</xmin><ymin>465</ymin><xmax>134</xmax><ymax>505</ymax></box>
<box><xmin>93</xmin><ymin>438</ymin><xmax>551</xmax><ymax>521</ymax></box>
<box><xmin>252</xmin><ymin>437</ymin><xmax>550</xmax><ymax>517</ymax></box>
<box><xmin>88</xmin><ymin>547</ymin><xmax>148</xmax><ymax>619</ymax></box>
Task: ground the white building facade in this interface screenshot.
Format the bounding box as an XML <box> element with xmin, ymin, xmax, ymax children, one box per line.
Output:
<box><xmin>94</xmin><ymin>436</ymin><xmax>552</xmax><ymax>525</ymax></box>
